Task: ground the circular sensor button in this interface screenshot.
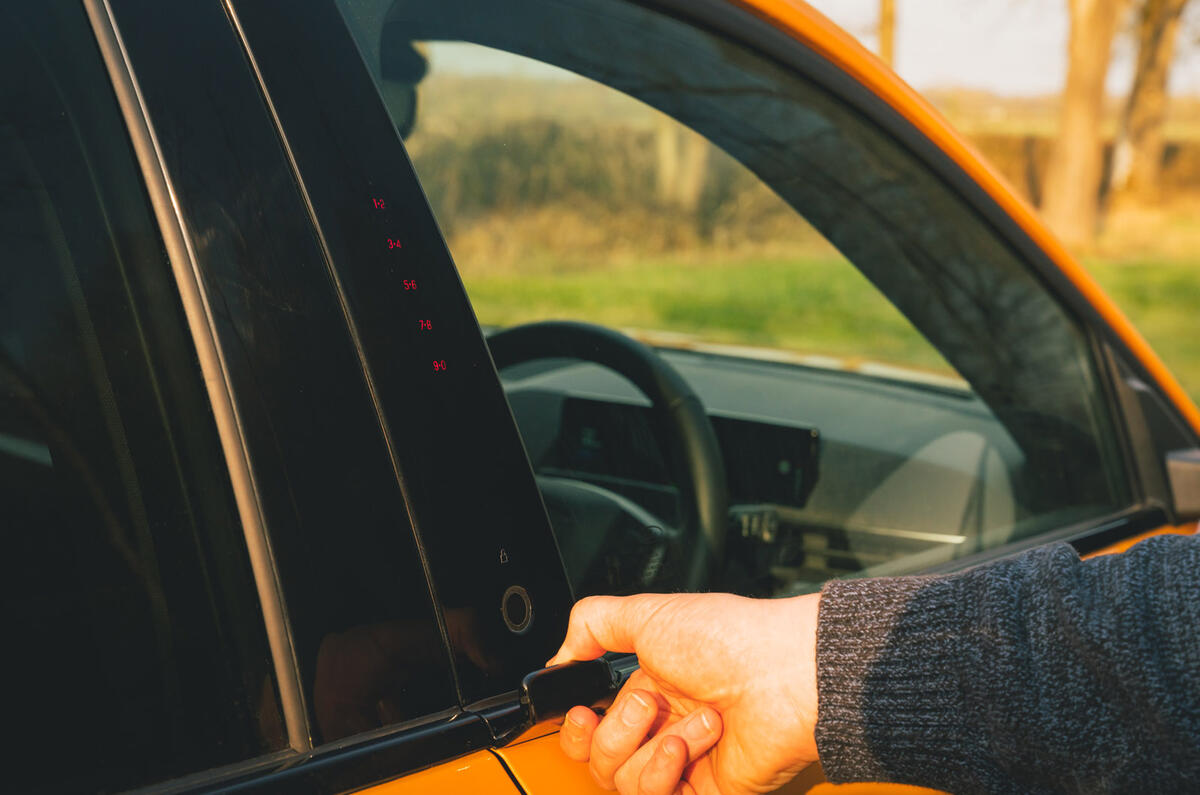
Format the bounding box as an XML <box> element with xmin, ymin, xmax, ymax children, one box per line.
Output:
<box><xmin>501</xmin><ymin>585</ymin><xmax>533</xmax><ymax>634</ymax></box>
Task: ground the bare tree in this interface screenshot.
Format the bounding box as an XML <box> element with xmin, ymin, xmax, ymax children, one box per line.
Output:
<box><xmin>1110</xmin><ymin>0</ymin><xmax>1190</xmax><ymax>198</ymax></box>
<box><xmin>1041</xmin><ymin>0</ymin><xmax>1131</xmax><ymax>245</ymax></box>
<box><xmin>656</xmin><ymin>115</ymin><xmax>710</xmax><ymax>215</ymax></box>
<box><xmin>879</xmin><ymin>0</ymin><xmax>896</xmax><ymax>67</ymax></box>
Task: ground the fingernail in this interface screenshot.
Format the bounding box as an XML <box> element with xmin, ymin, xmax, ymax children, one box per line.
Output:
<box><xmin>566</xmin><ymin>711</ymin><xmax>585</xmax><ymax>729</ymax></box>
<box><xmin>661</xmin><ymin>738</ymin><xmax>680</xmax><ymax>759</ymax></box>
<box><xmin>620</xmin><ymin>692</ymin><xmax>653</xmax><ymax>726</ymax></box>
<box><xmin>684</xmin><ymin>710</ymin><xmax>714</xmax><ymax>740</ymax></box>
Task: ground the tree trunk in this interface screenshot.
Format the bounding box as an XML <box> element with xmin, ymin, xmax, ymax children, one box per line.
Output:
<box><xmin>1110</xmin><ymin>0</ymin><xmax>1188</xmax><ymax>198</ymax></box>
<box><xmin>655</xmin><ymin>114</ymin><xmax>680</xmax><ymax>207</ymax></box>
<box><xmin>1041</xmin><ymin>0</ymin><xmax>1131</xmax><ymax>245</ymax></box>
<box><xmin>675</xmin><ymin>132</ymin><xmax>710</xmax><ymax>214</ymax></box>
<box><xmin>656</xmin><ymin>116</ymin><xmax>709</xmax><ymax>214</ymax></box>
<box><xmin>879</xmin><ymin>0</ymin><xmax>896</xmax><ymax>68</ymax></box>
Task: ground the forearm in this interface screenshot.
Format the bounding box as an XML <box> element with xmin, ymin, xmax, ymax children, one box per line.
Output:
<box><xmin>815</xmin><ymin>534</ymin><xmax>1200</xmax><ymax>794</ymax></box>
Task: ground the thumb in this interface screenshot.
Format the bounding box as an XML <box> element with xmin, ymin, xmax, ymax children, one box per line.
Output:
<box><xmin>548</xmin><ymin>594</ymin><xmax>669</xmax><ymax>666</ymax></box>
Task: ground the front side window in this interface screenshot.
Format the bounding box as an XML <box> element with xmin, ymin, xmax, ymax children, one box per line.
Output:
<box><xmin>338</xmin><ymin>0</ymin><xmax>1128</xmax><ymax>597</ymax></box>
<box><xmin>1</xmin><ymin>3</ymin><xmax>282</xmax><ymax>790</ymax></box>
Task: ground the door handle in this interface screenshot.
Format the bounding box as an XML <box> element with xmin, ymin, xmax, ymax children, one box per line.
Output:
<box><xmin>481</xmin><ymin>655</ymin><xmax>639</xmax><ymax>745</ymax></box>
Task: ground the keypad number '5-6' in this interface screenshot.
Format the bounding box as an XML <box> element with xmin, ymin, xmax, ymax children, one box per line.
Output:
<box><xmin>403</xmin><ymin>279</ymin><xmax>417</xmax><ymax>291</ymax></box>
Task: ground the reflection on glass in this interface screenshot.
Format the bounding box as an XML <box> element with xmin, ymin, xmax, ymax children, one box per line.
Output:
<box><xmin>337</xmin><ymin>0</ymin><xmax>1126</xmax><ymax>599</ymax></box>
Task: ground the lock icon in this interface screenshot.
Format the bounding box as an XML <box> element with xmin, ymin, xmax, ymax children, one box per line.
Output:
<box><xmin>499</xmin><ymin>548</ymin><xmax>509</xmax><ymax>564</ymax></box>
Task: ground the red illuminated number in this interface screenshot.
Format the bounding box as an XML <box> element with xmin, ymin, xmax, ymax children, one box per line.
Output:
<box><xmin>403</xmin><ymin>279</ymin><xmax>417</xmax><ymax>290</ymax></box>
<box><xmin>433</xmin><ymin>359</ymin><xmax>447</xmax><ymax>372</ymax></box>
<box><xmin>387</xmin><ymin>238</ymin><xmax>402</xmax><ymax>250</ymax></box>
<box><xmin>371</xmin><ymin>197</ymin><xmax>386</xmax><ymax>209</ymax></box>
<box><xmin>418</xmin><ymin>319</ymin><xmax>432</xmax><ymax>330</ymax></box>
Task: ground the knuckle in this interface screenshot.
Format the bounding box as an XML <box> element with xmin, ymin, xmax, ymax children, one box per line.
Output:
<box><xmin>568</xmin><ymin>597</ymin><xmax>592</xmax><ymax>623</ymax></box>
<box><xmin>636</xmin><ymin>767</ymin><xmax>660</xmax><ymax>795</ymax></box>
<box><xmin>591</xmin><ymin>725</ymin><xmax>626</xmax><ymax>759</ymax></box>
<box><xmin>639</xmin><ymin>741</ymin><xmax>680</xmax><ymax>794</ymax></box>
<box><xmin>613</xmin><ymin>759</ymin><xmax>641</xmax><ymax>795</ymax></box>
<box><xmin>574</xmin><ymin>594</ymin><xmax>613</xmax><ymax>617</ymax></box>
<box><xmin>589</xmin><ymin>759</ymin><xmax>617</xmax><ymax>790</ymax></box>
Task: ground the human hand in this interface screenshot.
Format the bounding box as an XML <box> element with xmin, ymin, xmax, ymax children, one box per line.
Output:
<box><xmin>548</xmin><ymin>592</ymin><xmax>821</xmax><ymax>795</ymax></box>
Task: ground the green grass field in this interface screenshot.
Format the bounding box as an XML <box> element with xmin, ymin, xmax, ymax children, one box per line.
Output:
<box><xmin>1087</xmin><ymin>260</ymin><xmax>1200</xmax><ymax>403</ymax></box>
<box><xmin>462</xmin><ymin>256</ymin><xmax>1200</xmax><ymax>405</ymax></box>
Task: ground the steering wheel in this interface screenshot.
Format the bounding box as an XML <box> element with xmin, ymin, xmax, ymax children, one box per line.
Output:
<box><xmin>487</xmin><ymin>321</ymin><xmax>729</xmax><ymax>590</ymax></box>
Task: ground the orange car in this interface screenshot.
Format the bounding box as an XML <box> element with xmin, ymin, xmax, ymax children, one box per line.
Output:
<box><xmin>4</xmin><ymin>0</ymin><xmax>1197</xmax><ymax>792</ymax></box>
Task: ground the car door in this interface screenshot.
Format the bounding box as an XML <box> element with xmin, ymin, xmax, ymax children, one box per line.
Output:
<box><xmin>53</xmin><ymin>0</ymin><xmax>1200</xmax><ymax>793</ymax></box>
<box><xmin>77</xmin><ymin>0</ymin><xmax>539</xmax><ymax>792</ymax></box>
<box><xmin>312</xmin><ymin>0</ymin><xmax>1200</xmax><ymax>791</ymax></box>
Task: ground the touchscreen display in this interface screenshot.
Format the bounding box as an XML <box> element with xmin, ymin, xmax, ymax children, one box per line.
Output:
<box><xmin>556</xmin><ymin>397</ymin><xmax>820</xmax><ymax>510</ymax></box>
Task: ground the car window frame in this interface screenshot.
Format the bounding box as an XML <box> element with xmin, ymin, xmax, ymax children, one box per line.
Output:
<box><xmin>225</xmin><ymin>0</ymin><xmax>579</xmax><ymax>709</ymax></box>
<box><xmin>381</xmin><ymin>20</ymin><xmax>1139</xmax><ymax>560</ymax></box>
<box><xmin>378</xmin><ymin>0</ymin><xmax>1188</xmax><ymax>553</ymax></box>
<box><xmin>647</xmin><ymin>0</ymin><xmax>1196</xmax><ymax>551</ymax></box>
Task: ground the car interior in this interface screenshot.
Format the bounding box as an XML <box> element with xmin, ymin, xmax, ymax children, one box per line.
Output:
<box><xmin>336</xmin><ymin>0</ymin><xmax>1128</xmax><ymax>600</ymax></box>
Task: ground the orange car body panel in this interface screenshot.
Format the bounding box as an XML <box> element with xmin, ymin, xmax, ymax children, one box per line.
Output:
<box><xmin>495</xmin><ymin>735</ymin><xmax>949</xmax><ymax>795</ymax></box>
<box><xmin>1085</xmin><ymin>522</ymin><xmax>1199</xmax><ymax>557</ymax></box>
<box><xmin>798</xmin><ymin>767</ymin><xmax>945</xmax><ymax>795</ymax></box>
<box><xmin>355</xmin><ymin>2</ymin><xmax>1197</xmax><ymax>793</ymax></box>
<box><xmin>802</xmin><ymin>783</ymin><xmax>945</xmax><ymax>795</ymax></box>
<box><xmin>359</xmin><ymin>750</ymin><xmax>519</xmax><ymax>794</ymax></box>
<box><xmin>493</xmin><ymin>734</ymin><xmax>610</xmax><ymax>795</ymax></box>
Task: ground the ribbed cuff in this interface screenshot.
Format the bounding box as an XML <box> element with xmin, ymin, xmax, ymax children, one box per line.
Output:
<box><xmin>816</xmin><ymin>573</ymin><xmax>977</xmax><ymax>789</ymax></box>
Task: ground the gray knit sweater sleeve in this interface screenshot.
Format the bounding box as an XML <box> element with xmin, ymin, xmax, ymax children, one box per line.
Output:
<box><xmin>814</xmin><ymin>533</ymin><xmax>1200</xmax><ymax>794</ymax></box>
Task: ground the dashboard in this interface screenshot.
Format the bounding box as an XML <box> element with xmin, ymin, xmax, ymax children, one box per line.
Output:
<box><xmin>541</xmin><ymin>396</ymin><xmax>820</xmax><ymax>519</ymax></box>
<box><xmin>498</xmin><ymin>345</ymin><xmax>1027</xmax><ymax>595</ymax></box>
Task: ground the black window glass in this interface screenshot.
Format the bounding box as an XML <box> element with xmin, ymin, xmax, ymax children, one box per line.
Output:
<box><xmin>1</xmin><ymin>3</ymin><xmax>283</xmax><ymax>791</ymax></box>
<box><xmin>106</xmin><ymin>0</ymin><xmax>465</xmax><ymax>744</ymax></box>
<box><xmin>336</xmin><ymin>0</ymin><xmax>1129</xmax><ymax>598</ymax></box>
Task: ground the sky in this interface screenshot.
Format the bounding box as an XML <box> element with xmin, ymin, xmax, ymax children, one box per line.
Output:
<box><xmin>804</xmin><ymin>0</ymin><xmax>1200</xmax><ymax>96</ymax></box>
<box><xmin>428</xmin><ymin>0</ymin><xmax>1200</xmax><ymax>97</ymax></box>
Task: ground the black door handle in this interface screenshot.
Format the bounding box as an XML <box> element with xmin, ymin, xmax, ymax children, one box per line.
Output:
<box><xmin>481</xmin><ymin>655</ymin><xmax>639</xmax><ymax>745</ymax></box>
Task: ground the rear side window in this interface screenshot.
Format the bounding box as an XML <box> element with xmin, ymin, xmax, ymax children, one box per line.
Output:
<box><xmin>1</xmin><ymin>3</ymin><xmax>283</xmax><ymax>790</ymax></box>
